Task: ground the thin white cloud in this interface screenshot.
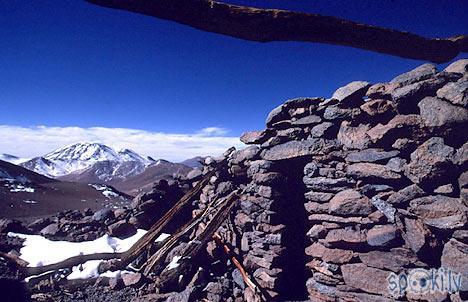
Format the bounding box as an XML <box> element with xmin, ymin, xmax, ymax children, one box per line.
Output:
<box><xmin>196</xmin><ymin>127</ymin><xmax>229</xmax><ymax>137</ymax></box>
<box><xmin>0</xmin><ymin>125</ymin><xmax>243</xmax><ymax>162</ymax></box>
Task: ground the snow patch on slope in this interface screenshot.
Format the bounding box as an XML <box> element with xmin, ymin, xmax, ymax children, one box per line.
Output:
<box><xmin>8</xmin><ymin>231</ymin><xmax>170</xmax><ymax>280</ymax></box>
<box><xmin>89</xmin><ymin>184</ymin><xmax>119</xmax><ymax>198</ymax></box>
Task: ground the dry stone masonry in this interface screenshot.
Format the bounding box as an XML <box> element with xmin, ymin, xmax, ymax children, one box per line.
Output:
<box><xmin>1</xmin><ymin>60</ymin><xmax>467</xmax><ymax>302</ymax></box>
<box><xmin>205</xmin><ymin>59</ymin><xmax>467</xmax><ymax>302</ymax></box>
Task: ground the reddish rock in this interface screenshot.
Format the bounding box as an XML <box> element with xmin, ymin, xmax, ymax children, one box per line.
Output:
<box><xmin>337</xmin><ymin>121</ymin><xmax>371</xmax><ymax>149</ymax></box>
<box><xmin>253</xmin><ymin>268</ymin><xmax>279</xmax><ymax>289</ymax></box>
<box><xmin>366</xmin><ymin>82</ymin><xmax>400</xmax><ymax>99</ymax></box>
<box><xmin>304</xmin><ymin>201</ymin><xmax>329</xmax><ymax>214</ymax></box>
<box><xmin>403</xmin><ymin>218</ymin><xmax>431</xmax><ymax>254</ymax></box>
<box><xmin>433</xmin><ymin>184</ymin><xmax>455</xmax><ymax>195</ymax></box>
<box><xmin>108</xmin><ymin>220</ymin><xmax>137</xmax><ymax>239</ymax></box>
<box><xmin>341</xmin><ymin>263</ymin><xmax>395</xmax><ymax>297</ymax></box>
<box><xmin>305</xmin><ymin>242</ymin><xmax>354</xmax><ymax>264</ymax></box>
<box><xmin>122</xmin><ymin>273</ymin><xmax>144</xmax><ymax>287</ymax></box>
<box><xmin>359</xmin><ymin>248</ymin><xmax>418</xmax><ymax>272</ymax></box>
<box><xmin>367</xmin><ymin>114</ymin><xmax>426</xmax><ymax>145</ymax></box>
<box><xmin>386</xmin><ymin>184</ymin><xmax>425</xmax><ymax>206</ymax></box>
<box><xmin>323</xmin><ymin>229</ymin><xmax>367</xmax><ymax>249</ymax></box>
<box><xmin>304</xmin><ymin>191</ymin><xmax>334</xmax><ymax>202</ymax></box>
<box><xmin>108</xmin><ymin>276</ymin><xmax>123</xmax><ymax>290</ymax></box>
<box><xmin>360</xmin><ymin>99</ymin><xmax>396</xmax><ymax>117</ymax></box>
<box><xmin>328</xmin><ymin>189</ymin><xmax>373</xmax><ymax>216</ymax></box>
<box><xmin>440</xmin><ymin>239</ymin><xmax>468</xmax><ymax>292</ymax></box>
<box><xmin>240</xmin><ymin>130</ymin><xmax>272</xmax><ymax>145</ymax></box>
<box><xmin>410</xmin><ymin>195</ymin><xmax>467</xmax><ymax>230</ymax></box>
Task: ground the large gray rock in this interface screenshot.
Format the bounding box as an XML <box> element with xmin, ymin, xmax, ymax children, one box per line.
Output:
<box><xmin>323</xmin><ymin>106</ymin><xmax>361</xmax><ymax>120</ymax></box>
<box><xmin>390</xmin><ymin>75</ymin><xmax>450</xmax><ymax>112</ymax></box>
<box><xmin>418</xmin><ymin>97</ymin><xmax>468</xmax><ymax>127</ymax></box>
<box><xmin>366</xmin><ymin>224</ymin><xmax>398</xmax><ymax>247</ymax></box>
<box><xmin>404</xmin><ymin>137</ymin><xmax>455</xmax><ymax>187</ymax></box>
<box><xmin>444</xmin><ymin>59</ymin><xmax>468</xmax><ymax>74</ymax></box>
<box><xmin>108</xmin><ymin>220</ymin><xmax>137</xmax><ymax>239</ymax></box>
<box><xmin>309</xmin><ymin>122</ymin><xmax>335</xmax><ymax>138</ymax></box>
<box><xmin>0</xmin><ymin>219</ymin><xmax>27</xmax><ymax>234</ymax></box>
<box><xmin>261</xmin><ymin>139</ymin><xmax>338</xmax><ymax>161</ymax></box>
<box><xmin>230</xmin><ymin>146</ymin><xmax>260</xmax><ymax>165</ymax></box>
<box><xmin>40</xmin><ymin>223</ymin><xmax>61</xmax><ymax>237</ymax></box>
<box><xmin>347</xmin><ymin>163</ymin><xmax>401</xmax><ymax>180</ymax></box>
<box><xmin>345</xmin><ymin>148</ymin><xmax>399</xmax><ymax>163</ymax></box>
<box><xmin>92</xmin><ymin>208</ymin><xmax>114</xmax><ymax>222</ymax></box>
<box><xmin>436</xmin><ymin>78</ymin><xmax>468</xmax><ymax>107</ymax></box>
<box><xmin>331</xmin><ymin>81</ymin><xmax>370</xmax><ymax>105</ymax></box>
<box><xmin>291</xmin><ymin>115</ymin><xmax>321</xmax><ymax>126</ymax></box>
<box><xmin>390</xmin><ymin>63</ymin><xmax>437</xmax><ymax>86</ymax></box>
<box><xmin>454</xmin><ymin>142</ymin><xmax>468</xmax><ymax>166</ymax></box>
<box><xmin>303</xmin><ymin>176</ymin><xmax>355</xmax><ymax>192</ymax></box>
<box><xmin>266</xmin><ymin>97</ymin><xmax>324</xmax><ymax>127</ymax></box>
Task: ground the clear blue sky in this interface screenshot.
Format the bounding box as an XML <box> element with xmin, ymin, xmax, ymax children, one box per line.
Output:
<box><xmin>1</xmin><ymin>0</ymin><xmax>467</xmax><ymax>136</ymax></box>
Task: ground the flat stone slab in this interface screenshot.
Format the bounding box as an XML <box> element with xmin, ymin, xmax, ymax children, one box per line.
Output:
<box><xmin>261</xmin><ymin>139</ymin><xmax>338</xmax><ymax>161</ymax></box>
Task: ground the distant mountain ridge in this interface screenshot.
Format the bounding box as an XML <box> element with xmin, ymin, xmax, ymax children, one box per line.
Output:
<box><xmin>0</xmin><ymin>153</ymin><xmax>29</xmax><ymax>165</ymax></box>
<box><xmin>20</xmin><ymin>142</ymin><xmax>154</xmax><ymax>178</ymax></box>
<box><xmin>0</xmin><ymin>159</ymin><xmax>130</xmax><ymax>220</ymax></box>
<box><xmin>13</xmin><ymin>142</ymin><xmax>194</xmax><ymax>195</ymax></box>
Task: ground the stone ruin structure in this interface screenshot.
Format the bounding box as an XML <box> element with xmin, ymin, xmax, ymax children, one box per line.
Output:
<box><xmin>1</xmin><ymin>59</ymin><xmax>467</xmax><ymax>302</ymax></box>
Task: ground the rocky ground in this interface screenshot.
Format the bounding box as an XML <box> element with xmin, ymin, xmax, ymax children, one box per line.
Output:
<box><xmin>0</xmin><ymin>59</ymin><xmax>467</xmax><ymax>301</ymax></box>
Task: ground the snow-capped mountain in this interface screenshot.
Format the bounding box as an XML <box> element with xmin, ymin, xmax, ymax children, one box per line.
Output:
<box><xmin>21</xmin><ymin>142</ymin><xmax>154</xmax><ymax>179</ymax></box>
<box><xmin>0</xmin><ymin>153</ymin><xmax>29</xmax><ymax>165</ymax></box>
<box><xmin>17</xmin><ymin>142</ymin><xmax>194</xmax><ymax>195</ymax></box>
<box><xmin>0</xmin><ymin>159</ymin><xmax>131</xmax><ymax>220</ymax></box>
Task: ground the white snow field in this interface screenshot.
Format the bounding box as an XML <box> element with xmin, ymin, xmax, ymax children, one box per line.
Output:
<box><xmin>8</xmin><ymin>230</ymin><xmax>170</xmax><ymax>280</ymax></box>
